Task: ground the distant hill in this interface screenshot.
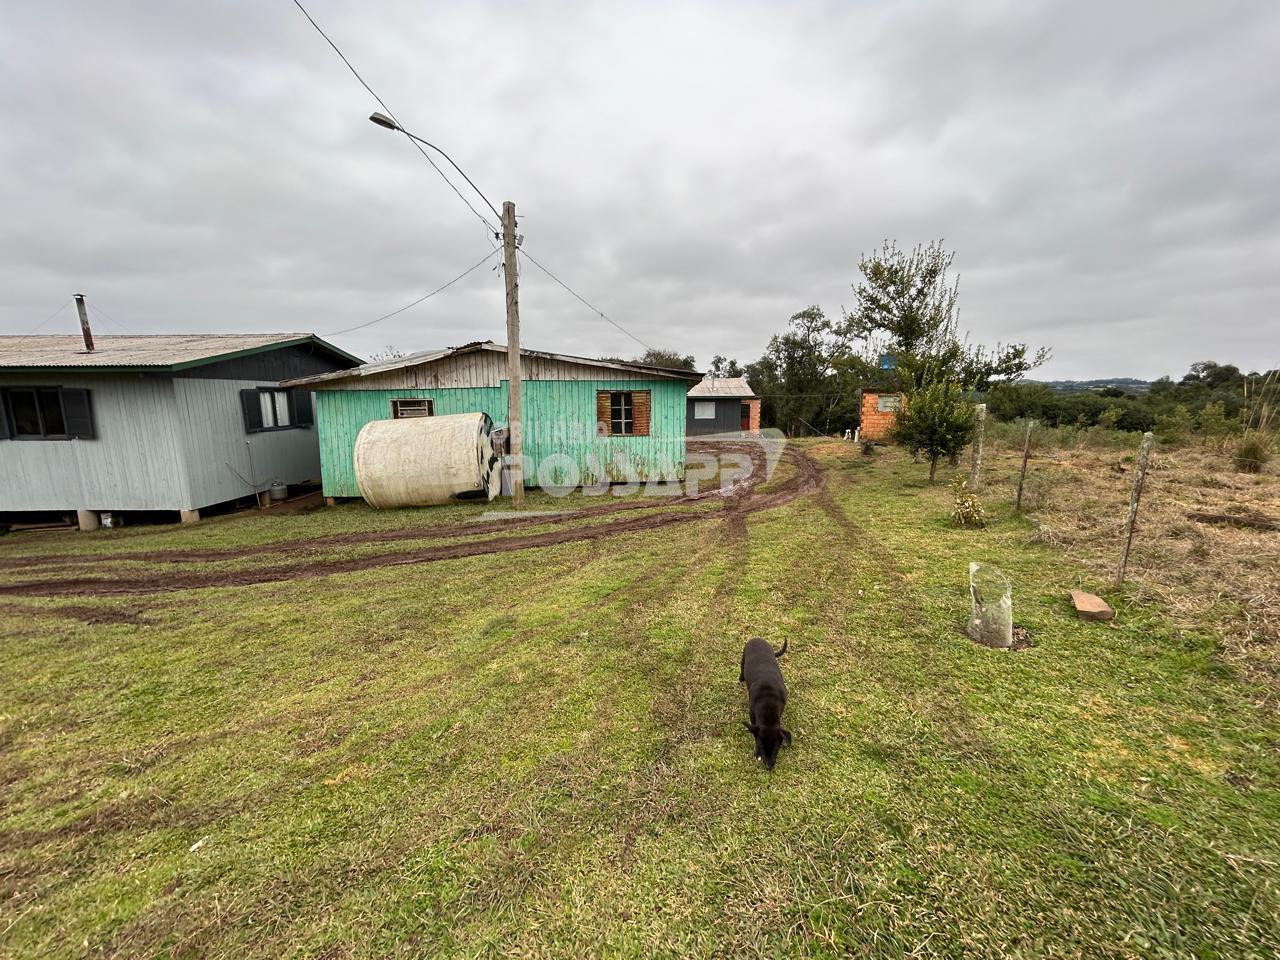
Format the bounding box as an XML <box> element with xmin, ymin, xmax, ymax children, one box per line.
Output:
<box><xmin>1027</xmin><ymin>377</ymin><xmax>1151</xmax><ymax>394</ymax></box>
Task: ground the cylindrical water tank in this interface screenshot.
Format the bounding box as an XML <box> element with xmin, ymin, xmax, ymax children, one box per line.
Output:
<box><xmin>353</xmin><ymin>412</ymin><xmax>501</xmax><ymax>508</ymax></box>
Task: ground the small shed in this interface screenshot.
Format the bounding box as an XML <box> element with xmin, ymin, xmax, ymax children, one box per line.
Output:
<box><xmin>859</xmin><ymin>390</ymin><xmax>906</xmax><ymax>441</ymax></box>
<box><xmin>686</xmin><ymin>376</ymin><xmax>761</xmax><ymax>436</ymax></box>
<box><xmin>284</xmin><ymin>341</ymin><xmax>703</xmax><ymax>498</ymax></box>
<box><xmin>0</xmin><ymin>332</ymin><xmax>361</xmax><ymax>525</ymax></box>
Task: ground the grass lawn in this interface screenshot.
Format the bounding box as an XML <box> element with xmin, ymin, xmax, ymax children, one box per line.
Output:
<box><xmin>1</xmin><ymin>440</ymin><xmax>1277</xmax><ymax>958</ymax></box>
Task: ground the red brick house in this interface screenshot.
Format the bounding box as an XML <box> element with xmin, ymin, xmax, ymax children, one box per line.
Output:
<box><xmin>859</xmin><ymin>390</ymin><xmax>906</xmax><ymax>441</ymax></box>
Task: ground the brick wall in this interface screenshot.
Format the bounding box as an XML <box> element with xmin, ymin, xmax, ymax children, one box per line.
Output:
<box><xmin>746</xmin><ymin>398</ymin><xmax>761</xmax><ymax>433</ymax></box>
<box><xmin>860</xmin><ymin>392</ymin><xmax>905</xmax><ymax>441</ymax></box>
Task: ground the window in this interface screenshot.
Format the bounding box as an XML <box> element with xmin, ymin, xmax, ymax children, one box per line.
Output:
<box><xmin>0</xmin><ymin>387</ymin><xmax>95</xmax><ymax>440</ymax></box>
<box><xmin>611</xmin><ymin>391</ymin><xmax>633</xmax><ymax>434</ymax></box>
<box><xmin>240</xmin><ymin>388</ymin><xmax>313</xmax><ymax>433</ymax></box>
<box><xmin>391</xmin><ymin>398</ymin><xmax>434</xmax><ymax>419</ymax></box>
<box><xmin>262</xmin><ymin>390</ymin><xmax>291</xmax><ymax>428</ymax></box>
<box><xmin>693</xmin><ymin>401</ymin><xmax>716</xmax><ymax>420</ymax></box>
<box><xmin>596</xmin><ymin>390</ymin><xmax>651</xmax><ymax>437</ymax></box>
<box><xmin>877</xmin><ymin>395</ymin><xmax>903</xmax><ymax>413</ymax></box>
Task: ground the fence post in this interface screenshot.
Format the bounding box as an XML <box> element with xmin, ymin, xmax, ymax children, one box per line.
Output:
<box><xmin>1115</xmin><ymin>431</ymin><xmax>1155</xmax><ymax>587</ymax></box>
<box><xmin>1015</xmin><ymin>419</ymin><xmax>1035</xmax><ymax>511</ymax></box>
<box><xmin>968</xmin><ymin>403</ymin><xmax>987</xmax><ymax>490</ymax></box>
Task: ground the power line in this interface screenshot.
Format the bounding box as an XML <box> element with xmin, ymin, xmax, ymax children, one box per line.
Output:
<box><xmin>24</xmin><ymin>297</ymin><xmax>74</xmax><ymax>335</ymax></box>
<box><xmin>382</xmin><ymin>124</ymin><xmax>502</xmax><ymax>227</ymax></box>
<box><xmin>324</xmin><ymin>248</ymin><xmax>500</xmax><ymax>336</ymax></box>
<box><xmin>289</xmin><ymin>2</ymin><xmax>655</xmax><ymax>356</ymax></box>
<box><xmin>290</xmin><ymin>0</ymin><xmax>499</xmax><ymax>239</ymax></box>
<box><xmin>519</xmin><ymin>249</ymin><xmax>656</xmax><ymax>354</ymax></box>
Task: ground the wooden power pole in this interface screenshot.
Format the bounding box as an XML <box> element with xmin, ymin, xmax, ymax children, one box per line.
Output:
<box><xmin>501</xmin><ymin>201</ymin><xmax>525</xmax><ymax>507</ymax></box>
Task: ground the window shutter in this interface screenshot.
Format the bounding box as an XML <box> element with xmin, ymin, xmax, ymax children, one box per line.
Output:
<box><xmin>0</xmin><ymin>394</ymin><xmax>10</xmax><ymax>440</ymax></box>
<box><xmin>60</xmin><ymin>389</ymin><xmax>96</xmax><ymax>440</ymax></box>
<box><xmin>596</xmin><ymin>390</ymin><xmax>612</xmax><ymax>436</ymax></box>
<box><xmin>632</xmin><ymin>390</ymin><xmax>651</xmax><ymax>437</ymax></box>
<box><xmin>292</xmin><ymin>390</ymin><xmax>314</xmax><ymax>427</ymax></box>
<box><xmin>241</xmin><ymin>389</ymin><xmax>265</xmax><ymax>433</ymax></box>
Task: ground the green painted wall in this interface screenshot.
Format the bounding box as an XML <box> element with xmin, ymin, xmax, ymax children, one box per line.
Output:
<box><xmin>315</xmin><ymin>379</ymin><xmax>687</xmax><ymax>497</ymax></box>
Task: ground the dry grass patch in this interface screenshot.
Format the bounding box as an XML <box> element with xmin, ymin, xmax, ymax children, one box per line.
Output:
<box><xmin>984</xmin><ymin>437</ymin><xmax>1280</xmax><ymax>696</ymax></box>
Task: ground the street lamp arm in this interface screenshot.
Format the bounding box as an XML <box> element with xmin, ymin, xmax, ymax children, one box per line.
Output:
<box><xmin>368</xmin><ymin>113</ymin><xmax>502</xmax><ymax>224</ymax></box>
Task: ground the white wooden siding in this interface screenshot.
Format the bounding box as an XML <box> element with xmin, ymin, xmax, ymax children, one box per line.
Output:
<box><xmin>0</xmin><ymin>374</ymin><xmax>186</xmax><ymax>511</ymax></box>
<box><xmin>0</xmin><ymin>374</ymin><xmax>324</xmax><ymax>512</ymax></box>
<box><xmin>171</xmin><ymin>378</ymin><xmax>322</xmax><ymax>509</ymax></box>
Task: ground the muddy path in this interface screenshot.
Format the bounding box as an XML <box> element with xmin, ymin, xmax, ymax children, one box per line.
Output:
<box><xmin>0</xmin><ymin>443</ymin><xmax>826</xmax><ymax>597</ymax></box>
<box><xmin>0</xmin><ymin>442</ymin><xmax>769</xmax><ymax>571</ymax></box>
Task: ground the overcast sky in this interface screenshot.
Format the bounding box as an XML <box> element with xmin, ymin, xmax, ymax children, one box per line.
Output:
<box><xmin>3</xmin><ymin>1</ymin><xmax>1277</xmax><ymax>379</ymax></box>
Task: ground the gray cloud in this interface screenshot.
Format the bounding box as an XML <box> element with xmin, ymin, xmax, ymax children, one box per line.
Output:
<box><xmin>2</xmin><ymin>0</ymin><xmax>1277</xmax><ymax>378</ymax></box>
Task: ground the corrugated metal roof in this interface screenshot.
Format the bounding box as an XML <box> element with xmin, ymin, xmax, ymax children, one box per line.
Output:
<box><xmin>687</xmin><ymin>376</ymin><xmax>757</xmax><ymax>398</ymax></box>
<box><xmin>0</xmin><ymin>334</ymin><xmax>357</xmax><ymax>370</ymax></box>
<box><xmin>283</xmin><ymin>340</ymin><xmax>705</xmax><ymax>387</ymax></box>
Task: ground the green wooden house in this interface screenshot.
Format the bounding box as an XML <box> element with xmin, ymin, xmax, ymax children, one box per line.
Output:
<box><xmin>283</xmin><ymin>341</ymin><xmax>702</xmax><ymax>497</ymax></box>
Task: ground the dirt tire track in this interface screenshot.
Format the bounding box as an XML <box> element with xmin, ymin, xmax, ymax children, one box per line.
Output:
<box><xmin>0</xmin><ymin>444</ymin><xmax>826</xmax><ymax>597</ymax></box>
<box><xmin>0</xmin><ymin>442</ymin><xmax>778</xmax><ymax>572</ymax></box>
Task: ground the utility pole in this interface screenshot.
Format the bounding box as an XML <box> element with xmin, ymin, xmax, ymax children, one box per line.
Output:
<box><xmin>73</xmin><ymin>294</ymin><xmax>94</xmax><ymax>352</ymax></box>
<box><xmin>501</xmin><ymin>201</ymin><xmax>525</xmax><ymax>507</ymax></box>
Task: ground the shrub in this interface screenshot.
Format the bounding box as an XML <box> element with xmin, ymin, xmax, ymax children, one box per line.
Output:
<box><xmin>950</xmin><ymin>475</ymin><xmax>986</xmax><ymax>527</ymax></box>
<box><xmin>1233</xmin><ymin>436</ymin><xmax>1272</xmax><ymax>473</ymax></box>
<box><xmin>893</xmin><ymin>381</ymin><xmax>975</xmax><ymax>482</ymax></box>
<box><xmin>1155</xmin><ymin>404</ymin><xmax>1193</xmax><ymax>444</ymax></box>
<box><xmin>1097</xmin><ymin>405</ymin><xmax>1124</xmax><ymax>430</ymax></box>
<box><xmin>1196</xmin><ymin>400</ymin><xmax>1238</xmax><ymax>449</ymax></box>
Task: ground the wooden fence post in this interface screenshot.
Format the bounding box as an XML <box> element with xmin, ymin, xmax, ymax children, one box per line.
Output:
<box><xmin>1115</xmin><ymin>431</ymin><xmax>1155</xmax><ymax>587</ymax></box>
<box><xmin>968</xmin><ymin>403</ymin><xmax>987</xmax><ymax>490</ymax></box>
<box><xmin>1015</xmin><ymin>419</ymin><xmax>1035</xmax><ymax>511</ymax></box>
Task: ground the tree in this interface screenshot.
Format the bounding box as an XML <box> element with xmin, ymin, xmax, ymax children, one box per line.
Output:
<box><xmin>748</xmin><ymin>307</ymin><xmax>858</xmax><ymax>435</ymax></box>
<box><xmin>709</xmin><ymin>355</ymin><xmax>743</xmax><ymax>378</ymax></box>
<box><xmin>635</xmin><ymin>348</ymin><xmax>696</xmax><ymax>371</ymax></box>
<box><xmin>841</xmin><ymin>240</ymin><xmax>1048</xmax><ymax>391</ymax></box>
<box><xmin>893</xmin><ymin>381</ymin><xmax>976</xmax><ymax>482</ymax></box>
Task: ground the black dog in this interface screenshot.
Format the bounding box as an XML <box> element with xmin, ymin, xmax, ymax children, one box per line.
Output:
<box><xmin>739</xmin><ymin>637</ymin><xmax>792</xmax><ymax>770</ymax></box>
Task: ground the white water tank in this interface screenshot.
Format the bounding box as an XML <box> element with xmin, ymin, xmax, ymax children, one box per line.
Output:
<box><xmin>353</xmin><ymin>412</ymin><xmax>501</xmax><ymax>508</ymax></box>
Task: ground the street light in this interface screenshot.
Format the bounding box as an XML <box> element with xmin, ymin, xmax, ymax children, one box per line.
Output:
<box><xmin>363</xmin><ymin>111</ymin><xmax>525</xmax><ymax>506</ymax></box>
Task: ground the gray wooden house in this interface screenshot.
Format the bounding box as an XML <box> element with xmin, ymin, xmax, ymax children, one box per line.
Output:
<box><xmin>686</xmin><ymin>376</ymin><xmax>761</xmax><ymax>436</ymax></box>
<box><xmin>0</xmin><ymin>333</ymin><xmax>360</xmax><ymax>526</ymax></box>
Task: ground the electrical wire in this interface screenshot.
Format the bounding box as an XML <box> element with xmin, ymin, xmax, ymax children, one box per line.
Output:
<box><xmin>289</xmin><ymin>2</ymin><xmax>657</xmax><ymax>355</ymax></box>
<box><xmin>291</xmin><ymin>0</ymin><xmax>499</xmax><ymax>238</ymax></box>
<box><xmin>23</xmin><ymin>297</ymin><xmax>74</xmax><ymax>335</ymax></box>
<box><xmin>519</xmin><ymin>249</ymin><xmax>656</xmax><ymax>354</ymax></box>
<box><xmin>88</xmin><ymin>302</ymin><xmax>134</xmax><ymax>335</ymax></box>
<box><xmin>324</xmin><ymin>248</ymin><xmax>500</xmax><ymax>336</ymax></box>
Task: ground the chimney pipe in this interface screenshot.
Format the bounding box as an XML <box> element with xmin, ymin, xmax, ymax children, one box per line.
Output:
<box><xmin>74</xmin><ymin>294</ymin><xmax>94</xmax><ymax>352</ymax></box>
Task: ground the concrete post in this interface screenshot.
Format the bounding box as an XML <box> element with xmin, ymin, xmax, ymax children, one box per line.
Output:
<box><xmin>179</xmin><ymin>509</ymin><xmax>201</xmax><ymax>524</ymax></box>
<box><xmin>76</xmin><ymin>509</ymin><xmax>100</xmax><ymax>532</ymax></box>
<box><xmin>969</xmin><ymin>403</ymin><xmax>987</xmax><ymax>490</ymax></box>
